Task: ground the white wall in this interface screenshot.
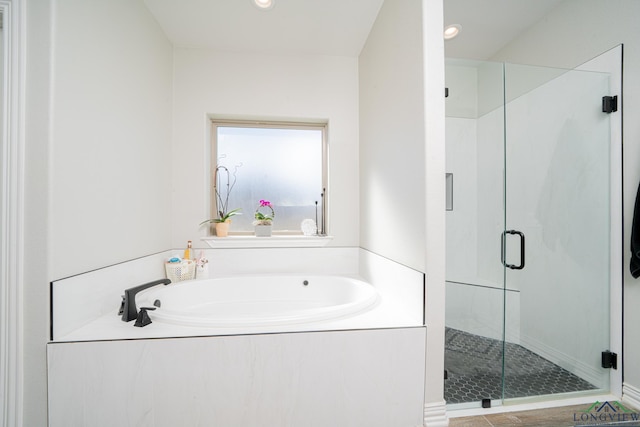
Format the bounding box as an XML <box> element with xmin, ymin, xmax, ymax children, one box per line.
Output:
<box><xmin>359</xmin><ymin>0</ymin><xmax>427</xmax><ymax>271</ymax></box>
<box><xmin>50</xmin><ymin>0</ymin><xmax>173</xmax><ymax>280</ymax></box>
<box><xmin>23</xmin><ymin>1</ymin><xmax>54</xmax><ymax>426</ymax></box>
<box><xmin>490</xmin><ymin>0</ymin><xmax>640</xmax><ymax>397</ymax></box>
<box><xmin>171</xmin><ymin>50</ymin><xmax>360</xmax><ymax>249</ymax></box>
<box><xmin>421</xmin><ymin>0</ymin><xmax>447</xmax><ymax>417</ymax></box>
<box><xmin>359</xmin><ymin>0</ymin><xmax>447</xmax><ymax>419</ymax></box>
<box><xmin>22</xmin><ymin>1</ymin><xmax>173</xmax><ymax>425</ymax></box>
<box><xmin>24</xmin><ymin>1</ymin><xmax>52</xmax><ymax>425</ymax></box>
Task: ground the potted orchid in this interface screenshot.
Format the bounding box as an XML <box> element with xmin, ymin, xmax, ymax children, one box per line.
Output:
<box><xmin>199</xmin><ymin>164</ymin><xmax>242</xmax><ymax>237</ymax></box>
<box><xmin>253</xmin><ymin>199</ymin><xmax>275</xmax><ymax>237</ymax></box>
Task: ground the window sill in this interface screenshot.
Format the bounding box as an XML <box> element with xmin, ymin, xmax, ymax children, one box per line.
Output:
<box><xmin>201</xmin><ymin>235</ymin><xmax>333</xmax><ymax>249</ymax></box>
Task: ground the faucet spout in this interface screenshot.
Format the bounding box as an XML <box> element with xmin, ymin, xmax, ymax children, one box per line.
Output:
<box><xmin>121</xmin><ymin>278</ymin><xmax>171</xmax><ymax>322</ymax></box>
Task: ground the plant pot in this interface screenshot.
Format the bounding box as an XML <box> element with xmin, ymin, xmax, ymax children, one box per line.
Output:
<box><xmin>254</xmin><ymin>224</ymin><xmax>272</xmax><ymax>237</ymax></box>
<box><xmin>215</xmin><ymin>220</ymin><xmax>231</xmax><ymax>237</ymax></box>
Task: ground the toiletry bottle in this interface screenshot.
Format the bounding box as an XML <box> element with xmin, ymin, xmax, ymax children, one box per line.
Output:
<box><xmin>183</xmin><ymin>240</ymin><xmax>192</xmax><ymax>260</ymax></box>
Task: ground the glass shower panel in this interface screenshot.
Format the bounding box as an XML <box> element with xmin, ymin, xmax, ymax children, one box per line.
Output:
<box><xmin>502</xmin><ymin>63</ymin><xmax>611</xmax><ymax>399</ymax></box>
<box><xmin>444</xmin><ymin>59</ymin><xmax>507</xmax><ymax>406</ymax></box>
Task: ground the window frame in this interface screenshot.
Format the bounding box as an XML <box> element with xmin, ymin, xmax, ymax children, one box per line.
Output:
<box><xmin>209</xmin><ymin>119</ymin><xmax>328</xmax><ymax>236</ymax></box>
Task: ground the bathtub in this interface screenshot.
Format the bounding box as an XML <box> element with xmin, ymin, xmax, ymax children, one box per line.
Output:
<box><xmin>49</xmin><ymin>250</ymin><xmax>429</xmax><ymax>426</ymax></box>
<box><xmin>136</xmin><ymin>275</ymin><xmax>380</xmax><ymax>328</ymax></box>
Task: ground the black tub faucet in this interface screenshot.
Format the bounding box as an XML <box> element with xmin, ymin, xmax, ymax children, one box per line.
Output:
<box><xmin>120</xmin><ymin>278</ymin><xmax>171</xmax><ymax>322</ymax></box>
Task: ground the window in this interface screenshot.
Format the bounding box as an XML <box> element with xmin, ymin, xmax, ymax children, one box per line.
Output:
<box><xmin>210</xmin><ymin>120</ymin><xmax>327</xmax><ymax>234</ymax></box>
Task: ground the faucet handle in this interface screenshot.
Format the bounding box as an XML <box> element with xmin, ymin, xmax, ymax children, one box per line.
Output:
<box><xmin>134</xmin><ymin>306</ymin><xmax>156</xmax><ymax>328</ymax></box>
<box><xmin>121</xmin><ymin>278</ymin><xmax>171</xmax><ymax>322</ymax></box>
<box><xmin>118</xmin><ymin>295</ymin><xmax>125</xmax><ymax>316</ymax></box>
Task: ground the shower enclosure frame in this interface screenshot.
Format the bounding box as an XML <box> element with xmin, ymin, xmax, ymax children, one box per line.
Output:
<box><xmin>444</xmin><ymin>45</ymin><xmax>623</xmax><ymax>409</ymax></box>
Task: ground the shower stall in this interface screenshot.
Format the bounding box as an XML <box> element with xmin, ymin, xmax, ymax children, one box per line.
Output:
<box><xmin>444</xmin><ymin>52</ymin><xmax>621</xmax><ymax>407</ymax></box>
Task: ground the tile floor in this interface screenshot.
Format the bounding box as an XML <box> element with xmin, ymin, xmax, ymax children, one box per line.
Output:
<box><xmin>449</xmin><ymin>404</ymin><xmax>640</xmax><ymax>427</ymax></box>
<box><xmin>445</xmin><ymin>328</ymin><xmax>597</xmax><ymax>404</ymax></box>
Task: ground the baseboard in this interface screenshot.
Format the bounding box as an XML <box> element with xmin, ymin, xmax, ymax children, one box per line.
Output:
<box><xmin>622</xmin><ymin>383</ymin><xmax>640</xmax><ymax>411</ymax></box>
<box><xmin>423</xmin><ymin>400</ymin><xmax>449</xmax><ymax>427</ymax></box>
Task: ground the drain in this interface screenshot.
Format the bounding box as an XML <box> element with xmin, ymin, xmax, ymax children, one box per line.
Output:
<box><xmin>303</xmin><ymin>280</ymin><xmax>309</xmax><ymax>286</ymax></box>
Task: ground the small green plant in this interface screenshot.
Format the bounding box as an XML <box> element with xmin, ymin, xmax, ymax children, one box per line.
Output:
<box><xmin>206</xmin><ymin>207</ymin><xmax>242</xmax><ymax>224</ymax></box>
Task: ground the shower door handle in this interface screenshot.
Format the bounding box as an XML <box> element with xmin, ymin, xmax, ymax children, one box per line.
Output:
<box><xmin>501</xmin><ymin>230</ymin><xmax>525</xmax><ymax>270</ymax></box>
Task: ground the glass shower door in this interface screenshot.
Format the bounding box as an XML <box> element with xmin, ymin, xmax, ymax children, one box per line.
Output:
<box><xmin>501</xmin><ymin>63</ymin><xmax>612</xmax><ymax>400</ymax></box>
<box><xmin>444</xmin><ymin>59</ymin><xmax>507</xmax><ymax>407</ymax></box>
<box><xmin>446</xmin><ymin>58</ymin><xmax>615</xmax><ymax>408</ymax></box>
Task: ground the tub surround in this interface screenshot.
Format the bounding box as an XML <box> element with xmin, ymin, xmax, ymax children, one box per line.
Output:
<box><xmin>51</xmin><ymin>251</ymin><xmax>171</xmax><ymax>340</ymax></box>
<box><xmin>51</xmin><ymin>247</ymin><xmax>357</xmax><ymax>340</ymax></box>
<box><xmin>51</xmin><ymin>247</ymin><xmax>424</xmax><ymax>342</ymax></box>
<box><xmin>48</xmin><ymin>247</ymin><xmax>427</xmax><ymax>427</ymax></box>
<box><xmin>48</xmin><ymin>328</ymin><xmax>426</xmax><ymax>427</ymax></box>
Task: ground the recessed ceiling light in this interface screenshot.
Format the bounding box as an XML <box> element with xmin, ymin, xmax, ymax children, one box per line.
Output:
<box><xmin>253</xmin><ymin>0</ymin><xmax>274</xmax><ymax>10</ymax></box>
<box><xmin>444</xmin><ymin>24</ymin><xmax>462</xmax><ymax>40</ymax></box>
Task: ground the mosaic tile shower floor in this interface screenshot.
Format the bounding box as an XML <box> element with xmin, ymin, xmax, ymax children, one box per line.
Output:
<box><xmin>445</xmin><ymin>328</ymin><xmax>597</xmax><ymax>404</ymax></box>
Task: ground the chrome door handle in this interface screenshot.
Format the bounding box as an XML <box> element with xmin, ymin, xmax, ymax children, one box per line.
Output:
<box><xmin>501</xmin><ymin>229</ymin><xmax>525</xmax><ymax>270</ymax></box>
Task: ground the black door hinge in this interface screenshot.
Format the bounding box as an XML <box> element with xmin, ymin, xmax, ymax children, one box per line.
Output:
<box><xmin>602</xmin><ymin>95</ymin><xmax>618</xmax><ymax>113</ymax></box>
<box><xmin>602</xmin><ymin>350</ymin><xmax>618</xmax><ymax>369</ymax></box>
<box><xmin>445</xmin><ymin>87</ymin><xmax>449</xmax><ymax>98</ymax></box>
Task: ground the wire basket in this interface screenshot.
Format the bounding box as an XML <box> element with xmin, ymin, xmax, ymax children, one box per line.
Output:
<box><xmin>165</xmin><ymin>260</ymin><xmax>196</xmax><ymax>282</ymax></box>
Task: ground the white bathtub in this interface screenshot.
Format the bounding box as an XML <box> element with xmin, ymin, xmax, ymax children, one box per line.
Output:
<box><xmin>136</xmin><ymin>275</ymin><xmax>379</xmax><ymax>328</ymax></box>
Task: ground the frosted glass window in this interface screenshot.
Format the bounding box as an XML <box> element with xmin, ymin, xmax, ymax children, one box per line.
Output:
<box><xmin>212</xmin><ymin>123</ymin><xmax>326</xmax><ymax>233</ymax></box>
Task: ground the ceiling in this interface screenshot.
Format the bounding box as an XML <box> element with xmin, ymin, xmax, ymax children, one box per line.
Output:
<box><xmin>143</xmin><ymin>0</ymin><xmax>385</xmax><ymax>57</ymax></box>
<box><xmin>143</xmin><ymin>0</ymin><xmax>565</xmax><ymax>59</ymax></box>
<box><xmin>444</xmin><ymin>0</ymin><xmax>566</xmax><ymax>59</ymax></box>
